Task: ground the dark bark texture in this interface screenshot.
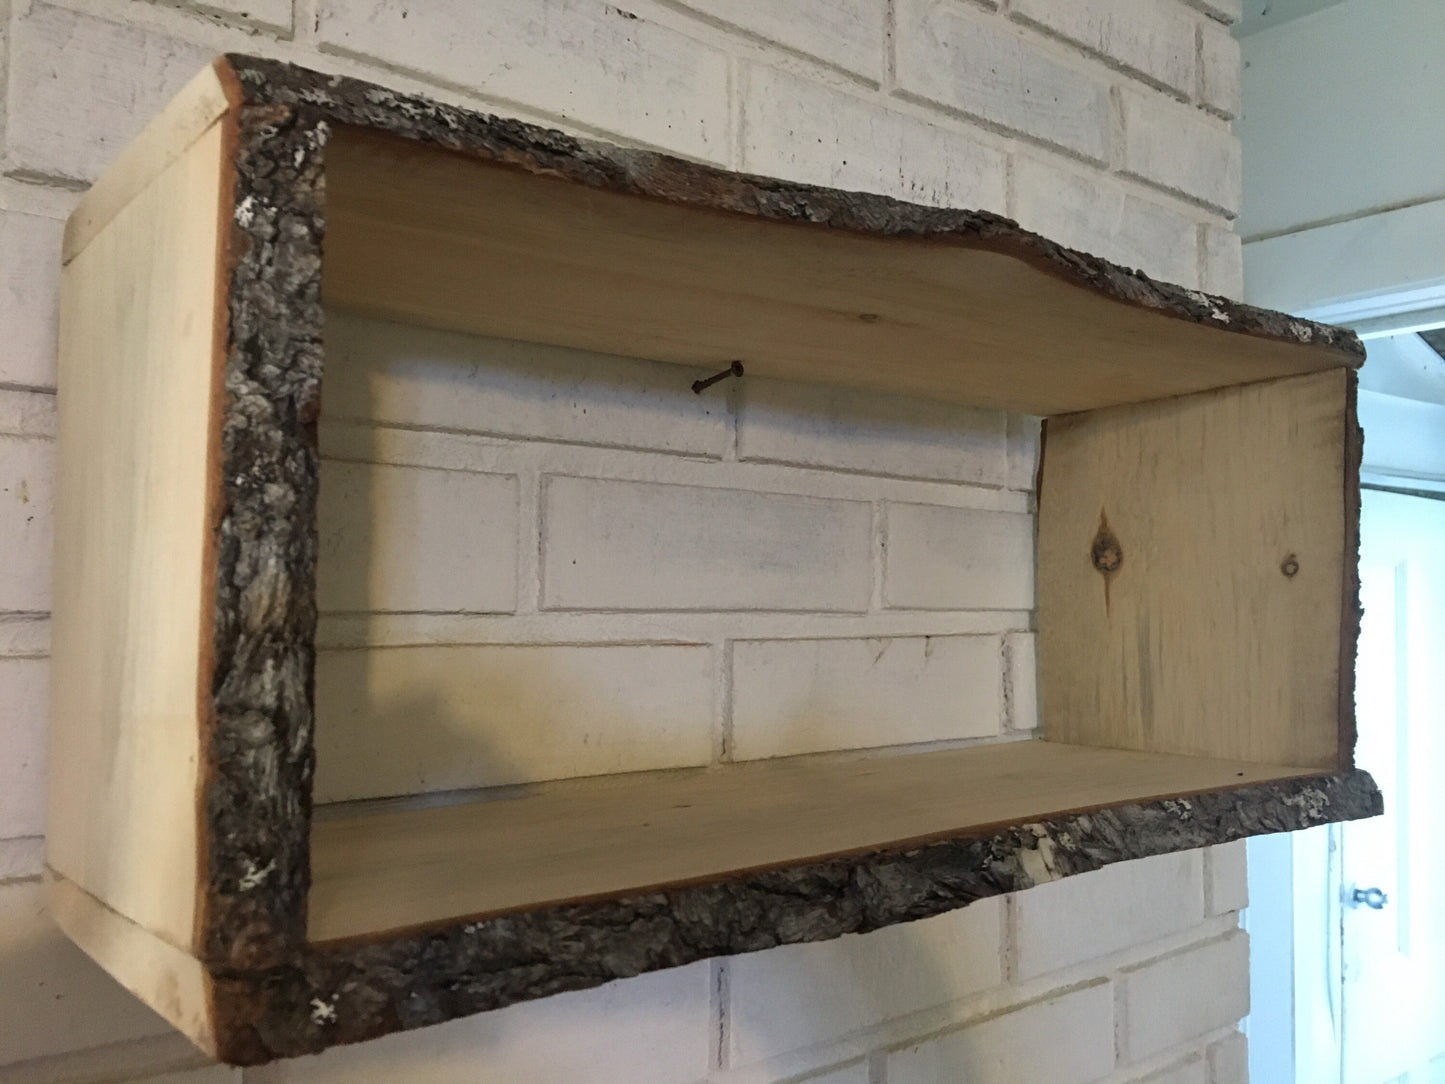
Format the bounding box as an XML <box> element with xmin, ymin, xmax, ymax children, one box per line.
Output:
<box><xmin>192</xmin><ymin>54</ymin><xmax>1376</xmax><ymax>1063</ymax></box>
<box><xmin>225</xmin><ymin>54</ymin><xmax>1364</xmax><ymax>363</ymax></box>
<box><xmin>204</xmin><ymin>101</ymin><xmax>327</xmax><ymax>971</ymax></box>
<box><xmin>207</xmin><ymin>769</ymin><xmax>1380</xmax><ymax>1064</ymax></box>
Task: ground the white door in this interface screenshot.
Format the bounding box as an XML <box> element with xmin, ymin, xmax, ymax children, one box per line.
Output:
<box><xmin>1341</xmin><ymin>488</ymin><xmax>1445</xmax><ymax>1083</ymax></box>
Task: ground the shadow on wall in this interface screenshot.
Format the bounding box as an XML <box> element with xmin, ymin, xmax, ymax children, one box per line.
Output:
<box><xmin>285</xmin><ymin>313</ymin><xmax>1006</xmax><ymax>1080</ymax></box>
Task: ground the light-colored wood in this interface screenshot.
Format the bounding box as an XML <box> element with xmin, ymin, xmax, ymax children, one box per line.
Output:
<box><xmin>1037</xmin><ymin>369</ymin><xmax>1349</xmax><ymax>767</ymax></box>
<box><xmin>62</xmin><ymin>59</ymin><xmax>237</xmax><ymax>264</ymax></box>
<box><xmin>307</xmin><ymin>739</ymin><xmax>1318</xmax><ymax>941</ymax></box>
<box><xmin>46</xmin><ymin>869</ymin><xmax>218</xmax><ymax>1057</ymax></box>
<box><xmin>48</xmin><ymin>121</ymin><xmax>229</xmax><ymax>952</ymax></box>
<box><xmin>322</xmin><ymin>127</ymin><xmax>1350</xmax><ymax>417</ymax></box>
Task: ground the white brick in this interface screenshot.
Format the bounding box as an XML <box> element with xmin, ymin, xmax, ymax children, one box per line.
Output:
<box><xmin>1120</xmin><ymin>931</ymin><xmax>1249</xmax><ymax>1062</ymax></box>
<box><xmin>728</xmin><ymin>899</ymin><xmax>1003</xmax><ymax>1066</ymax></box>
<box><xmin>740</xmin><ymin>65</ymin><xmax>1008</xmax><ymax>214</ymax></box>
<box><xmin>323</xmin><ymin>313</ymin><xmax>729</xmax><ymax>457</ymax></box>
<box><xmin>0</xmin><ymin>879</ymin><xmax>171</xmax><ymax>1066</ymax></box>
<box><xmin>1203</xmin><ymin>841</ymin><xmax>1248</xmax><ymax>915</ymax></box>
<box><xmin>1119</xmin><ymin>89</ymin><xmax>1241</xmax><ymax>214</ymax></box>
<box><xmin>737</xmin><ymin>373</ymin><xmax>1007</xmax><ymax>483</ymax></box>
<box><xmin>0</xmin><ymin>837</ymin><xmax>44</xmax><ymax>880</ymax></box>
<box><xmin>314</xmin><ymin>643</ymin><xmax>714</xmax><ymax>801</ymax></box>
<box><xmin>0</xmin><ymin>436</ymin><xmax>54</xmax><ymax>613</ymax></box>
<box><xmin>883</xmin><ymin>504</ymin><xmax>1033</xmax><ymax>611</ymax></box>
<box><xmin>317</xmin><ymin>460</ymin><xmax>519</xmax><ymax>615</ymax></box>
<box><xmin>1014</xmin><ymin>851</ymin><xmax>1205</xmax><ymax>979</ymax></box>
<box><xmin>4</xmin><ymin>5</ymin><xmax>215</xmax><ymax>182</ymax></box>
<box><xmin>1129</xmin><ymin>1054</ymin><xmax>1208</xmax><ymax>1083</ymax></box>
<box><xmin>1201</xmin><ymin>224</ymin><xmax>1244</xmax><ymax>300</ymax></box>
<box><xmin>1005</xmin><ymin>413</ymin><xmax>1040</xmax><ymax>492</ymax></box>
<box><xmin>677</xmin><ymin>0</ymin><xmax>885</xmax><ymax>81</ymax></box>
<box><xmin>1013</xmin><ymin>156</ymin><xmax>1199</xmax><ymax>286</ymax></box>
<box><xmin>0</xmin><ymin>615</ymin><xmax>48</xmax><ymax>659</ymax></box>
<box><xmin>1010</xmin><ymin>0</ymin><xmax>1196</xmax><ymax>96</ymax></box>
<box><xmin>1004</xmin><ymin>631</ymin><xmax>1038</xmax><ymax>732</ymax></box>
<box><xmin>184</xmin><ymin>0</ymin><xmax>291</xmax><ymax>31</ymax></box>
<box><xmin>0</xmin><ymin>389</ymin><xmax>55</xmax><ymax>439</ymax></box>
<box><xmin>0</xmin><ymin>210</ymin><xmax>62</xmax><ymax>389</ymax></box>
<box><xmin>246</xmin><ymin>962</ymin><xmax>713</xmax><ymax>1084</ymax></box>
<box><xmin>543</xmin><ymin>477</ymin><xmax>873</xmax><ymax>612</ymax></box>
<box><xmin>1207</xmin><ymin>1030</ymin><xmax>1248</xmax><ymax>1084</ymax></box>
<box><xmin>887</xmin><ymin>982</ymin><xmax>1115</xmax><ymax>1084</ymax></box>
<box><xmin>895</xmin><ymin>0</ymin><xmax>1112</xmax><ymax>162</ymax></box>
<box><xmin>1198</xmin><ymin>21</ymin><xmax>1242</xmax><ymax>118</ymax></box>
<box><xmin>732</xmin><ymin>635</ymin><xmax>1001</xmax><ymax>760</ymax></box>
<box><xmin>315</xmin><ymin>0</ymin><xmax>729</xmax><ymax>162</ymax></box>
<box><xmin>799</xmin><ymin>1062</ymin><xmax>871</xmax><ymax>1084</ymax></box>
<box><xmin>1184</xmin><ymin>0</ymin><xmax>1242</xmax><ymax>26</ymax></box>
<box><xmin>0</xmin><ymin>658</ymin><xmax>47</xmax><ymax>840</ymax></box>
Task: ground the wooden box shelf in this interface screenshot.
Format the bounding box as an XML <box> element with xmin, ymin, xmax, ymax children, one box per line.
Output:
<box><xmin>48</xmin><ymin>55</ymin><xmax>1381</xmax><ymax>1065</ymax></box>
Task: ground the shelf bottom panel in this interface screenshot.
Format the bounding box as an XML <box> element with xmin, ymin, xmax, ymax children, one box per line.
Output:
<box><xmin>309</xmin><ymin>739</ymin><xmax>1321</xmax><ymax>942</ymax></box>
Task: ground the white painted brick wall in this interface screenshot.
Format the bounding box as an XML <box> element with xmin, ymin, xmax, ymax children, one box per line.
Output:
<box><xmin>314</xmin><ymin>0</ymin><xmax>731</xmax><ymax>160</ymax></box>
<box><xmin>1013</xmin><ymin>154</ymin><xmax>1201</xmax><ymax>285</ymax></box>
<box><xmin>1119</xmin><ymin>931</ymin><xmax>1250</xmax><ymax>1062</ymax></box>
<box><xmin>1013</xmin><ymin>852</ymin><xmax>1206</xmax><ymax>980</ymax></box>
<box><xmin>317</xmin><ymin>460</ymin><xmax>519</xmax><ymax>615</ymax></box>
<box><xmin>1010</xmin><ymin>0</ymin><xmax>1197</xmax><ymax>97</ymax></box>
<box><xmin>679</xmin><ymin>1</ymin><xmax>885</xmax><ymax>82</ymax></box>
<box><xmin>727</xmin><ymin>899</ymin><xmax>1003</xmax><ymax>1066</ymax></box>
<box><xmin>0</xmin><ymin>0</ymin><xmax>1255</xmax><ymax>1078</ymax></box>
<box><xmin>731</xmin><ymin>634</ymin><xmax>1002</xmax><ymax>759</ymax></box>
<box><xmin>542</xmin><ymin>477</ymin><xmax>875</xmax><ymax>612</ymax></box>
<box><xmin>1118</xmin><ymin>86</ymin><xmax>1242</xmax><ymax>214</ymax></box>
<box><xmin>314</xmin><ymin>643</ymin><xmax>715</xmax><ymax>801</ymax></box>
<box><xmin>736</xmin><ymin>374</ymin><xmax>1008</xmax><ymax>484</ymax></box>
<box><xmin>895</xmin><ymin>0</ymin><xmax>1113</xmax><ymax>163</ymax></box>
<box><xmin>740</xmin><ymin>64</ymin><xmax>1009</xmax><ymax>213</ymax></box>
<box><xmin>0</xmin><ymin>208</ymin><xmax>64</xmax><ymax>388</ymax></box>
<box><xmin>883</xmin><ymin>503</ymin><xmax>1035</xmax><ymax>610</ymax></box>
<box><xmin>887</xmin><ymin>983</ymin><xmax>1116</xmax><ymax>1084</ymax></box>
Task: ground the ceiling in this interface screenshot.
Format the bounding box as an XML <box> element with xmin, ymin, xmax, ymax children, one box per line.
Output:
<box><xmin>1235</xmin><ymin>0</ymin><xmax>1346</xmax><ymax>36</ymax></box>
<box><xmin>1358</xmin><ymin>331</ymin><xmax>1445</xmax><ymax>406</ymax></box>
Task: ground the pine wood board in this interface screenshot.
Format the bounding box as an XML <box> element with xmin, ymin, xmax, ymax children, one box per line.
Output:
<box><xmin>1037</xmin><ymin>369</ymin><xmax>1351</xmax><ymax>767</ymax></box>
<box><xmin>307</xmin><ymin>740</ymin><xmax>1319</xmax><ymax>942</ymax></box>
<box><xmin>321</xmin><ymin>125</ymin><xmax>1353</xmax><ymax>417</ymax></box>
<box><xmin>62</xmin><ymin>59</ymin><xmax>238</xmax><ymax>264</ymax></box>
<box><xmin>46</xmin><ymin>870</ymin><xmax>217</xmax><ymax>1056</ymax></box>
<box><xmin>48</xmin><ymin>120</ymin><xmax>230</xmax><ymax>953</ymax></box>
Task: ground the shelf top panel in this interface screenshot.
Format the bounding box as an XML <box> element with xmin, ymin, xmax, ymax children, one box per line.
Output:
<box><xmin>68</xmin><ymin>55</ymin><xmax>1363</xmax><ymax>417</ymax></box>
<box><xmin>308</xmin><ymin>739</ymin><xmax>1320</xmax><ymax>943</ymax></box>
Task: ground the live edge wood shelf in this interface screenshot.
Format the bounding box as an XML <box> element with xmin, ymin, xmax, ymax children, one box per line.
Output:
<box><xmin>48</xmin><ymin>55</ymin><xmax>1380</xmax><ymax>1065</ymax></box>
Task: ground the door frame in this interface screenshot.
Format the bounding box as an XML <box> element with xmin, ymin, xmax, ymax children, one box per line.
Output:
<box><xmin>1243</xmin><ymin>284</ymin><xmax>1445</xmax><ymax>1082</ymax></box>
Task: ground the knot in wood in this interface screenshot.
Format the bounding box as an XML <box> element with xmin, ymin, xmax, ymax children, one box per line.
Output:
<box><xmin>1090</xmin><ymin>519</ymin><xmax>1123</xmax><ymax>575</ymax></box>
<box><xmin>1281</xmin><ymin>554</ymin><xmax>1300</xmax><ymax>578</ymax></box>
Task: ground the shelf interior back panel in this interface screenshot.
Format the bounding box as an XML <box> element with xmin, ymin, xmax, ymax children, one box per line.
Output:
<box><xmin>308</xmin><ymin>739</ymin><xmax>1317</xmax><ymax>942</ymax></box>
<box><xmin>320</xmin><ymin>126</ymin><xmax>1352</xmax><ymax>418</ymax></box>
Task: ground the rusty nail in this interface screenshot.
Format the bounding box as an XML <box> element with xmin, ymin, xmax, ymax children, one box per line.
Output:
<box><xmin>692</xmin><ymin>360</ymin><xmax>744</xmax><ymax>394</ymax></box>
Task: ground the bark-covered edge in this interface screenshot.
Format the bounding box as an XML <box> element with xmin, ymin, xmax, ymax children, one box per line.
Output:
<box><xmin>223</xmin><ymin>53</ymin><xmax>1363</xmax><ymax>364</ymax></box>
<box><xmin>1338</xmin><ymin>370</ymin><xmax>1364</xmax><ymax>768</ymax></box>
<box><xmin>202</xmin><ymin>101</ymin><xmax>328</xmax><ymax>970</ymax></box>
<box><xmin>205</xmin><ymin>768</ymin><xmax>1380</xmax><ymax>1064</ymax></box>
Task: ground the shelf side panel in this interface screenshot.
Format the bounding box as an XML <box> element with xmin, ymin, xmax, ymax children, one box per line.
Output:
<box><xmin>48</xmin><ymin>120</ymin><xmax>230</xmax><ymax>953</ymax></box>
<box><xmin>1037</xmin><ymin>368</ymin><xmax>1353</xmax><ymax>768</ymax></box>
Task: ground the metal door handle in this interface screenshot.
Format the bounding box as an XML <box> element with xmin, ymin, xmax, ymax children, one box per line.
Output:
<box><xmin>1351</xmin><ymin>886</ymin><xmax>1389</xmax><ymax>910</ymax></box>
